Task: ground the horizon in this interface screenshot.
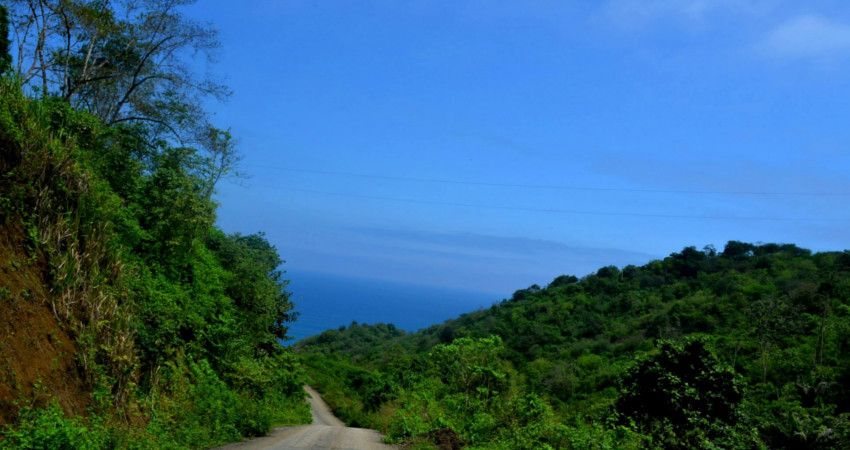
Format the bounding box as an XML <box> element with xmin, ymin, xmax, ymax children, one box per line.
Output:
<box><xmin>284</xmin><ymin>269</ymin><xmax>499</xmax><ymax>342</ymax></box>
<box><xmin>186</xmin><ymin>0</ymin><xmax>850</xmax><ymax>293</ymax></box>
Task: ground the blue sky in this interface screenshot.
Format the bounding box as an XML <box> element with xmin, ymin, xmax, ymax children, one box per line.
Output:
<box><xmin>186</xmin><ymin>0</ymin><xmax>850</xmax><ymax>295</ymax></box>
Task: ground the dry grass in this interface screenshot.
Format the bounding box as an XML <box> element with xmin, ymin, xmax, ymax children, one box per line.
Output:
<box><xmin>1</xmin><ymin>82</ymin><xmax>138</xmax><ymax>417</ymax></box>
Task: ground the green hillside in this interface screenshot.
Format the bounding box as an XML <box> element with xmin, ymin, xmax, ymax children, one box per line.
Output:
<box><xmin>3</xmin><ymin>3</ymin><xmax>849</xmax><ymax>449</ymax></box>
<box><xmin>0</xmin><ymin>3</ymin><xmax>309</xmax><ymax>447</ymax></box>
<box><xmin>298</xmin><ymin>242</ymin><xmax>850</xmax><ymax>449</ymax></box>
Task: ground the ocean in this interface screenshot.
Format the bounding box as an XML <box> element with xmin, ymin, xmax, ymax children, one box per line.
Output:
<box><xmin>283</xmin><ymin>270</ymin><xmax>502</xmax><ymax>343</ymax></box>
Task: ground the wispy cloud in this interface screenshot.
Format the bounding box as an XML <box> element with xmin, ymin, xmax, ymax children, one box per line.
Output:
<box><xmin>758</xmin><ymin>15</ymin><xmax>850</xmax><ymax>59</ymax></box>
<box><xmin>330</xmin><ymin>227</ymin><xmax>660</xmax><ymax>292</ymax></box>
<box><xmin>604</xmin><ymin>0</ymin><xmax>772</xmax><ymax>26</ymax></box>
<box><xmin>347</xmin><ymin>227</ymin><xmax>657</xmax><ymax>265</ymax></box>
<box><xmin>451</xmin><ymin>130</ymin><xmax>538</xmax><ymax>156</ymax></box>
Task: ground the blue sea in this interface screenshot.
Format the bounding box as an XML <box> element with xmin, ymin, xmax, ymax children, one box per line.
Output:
<box><xmin>283</xmin><ymin>270</ymin><xmax>502</xmax><ymax>343</ymax></box>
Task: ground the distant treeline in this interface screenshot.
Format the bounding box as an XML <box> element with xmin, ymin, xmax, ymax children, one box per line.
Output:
<box><xmin>298</xmin><ymin>242</ymin><xmax>850</xmax><ymax>449</ymax></box>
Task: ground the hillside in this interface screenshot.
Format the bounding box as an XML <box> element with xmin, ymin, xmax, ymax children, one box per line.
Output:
<box><xmin>0</xmin><ymin>3</ymin><xmax>311</xmax><ymax>446</ymax></box>
<box><xmin>297</xmin><ymin>242</ymin><xmax>850</xmax><ymax>448</ymax></box>
<box><xmin>0</xmin><ymin>222</ymin><xmax>88</xmax><ymax>425</ymax></box>
<box><xmin>3</xmin><ymin>2</ymin><xmax>848</xmax><ymax>448</ymax></box>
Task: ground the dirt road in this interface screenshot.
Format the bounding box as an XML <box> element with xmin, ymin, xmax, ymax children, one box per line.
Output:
<box><xmin>214</xmin><ymin>386</ymin><xmax>394</xmax><ymax>450</ymax></box>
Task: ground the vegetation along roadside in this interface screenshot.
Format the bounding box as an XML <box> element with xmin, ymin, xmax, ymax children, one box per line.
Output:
<box><xmin>1</xmin><ymin>1</ymin><xmax>849</xmax><ymax>449</ymax></box>
<box><xmin>0</xmin><ymin>2</ymin><xmax>309</xmax><ymax>448</ymax></box>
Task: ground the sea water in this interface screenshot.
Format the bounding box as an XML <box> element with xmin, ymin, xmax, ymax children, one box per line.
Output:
<box><xmin>283</xmin><ymin>270</ymin><xmax>501</xmax><ymax>343</ymax></box>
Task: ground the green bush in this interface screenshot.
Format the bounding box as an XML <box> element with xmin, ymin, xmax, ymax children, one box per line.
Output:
<box><xmin>0</xmin><ymin>401</ymin><xmax>109</xmax><ymax>450</ymax></box>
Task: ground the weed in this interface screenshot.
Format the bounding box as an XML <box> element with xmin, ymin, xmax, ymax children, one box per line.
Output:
<box><xmin>0</xmin><ymin>195</ymin><xmax>11</xmax><ymax>217</ymax></box>
<box><xmin>1</xmin><ymin>362</ymin><xmax>16</xmax><ymax>384</ymax></box>
<box><xmin>48</xmin><ymin>329</ymin><xmax>62</xmax><ymax>346</ymax></box>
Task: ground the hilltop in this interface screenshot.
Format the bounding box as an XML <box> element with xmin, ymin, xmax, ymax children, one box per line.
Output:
<box><xmin>298</xmin><ymin>242</ymin><xmax>850</xmax><ymax>448</ymax></box>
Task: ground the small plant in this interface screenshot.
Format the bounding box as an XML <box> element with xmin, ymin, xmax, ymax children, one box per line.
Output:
<box><xmin>0</xmin><ymin>195</ymin><xmax>11</xmax><ymax>217</ymax></box>
<box><xmin>25</xmin><ymin>223</ymin><xmax>39</xmax><ymax>248</ymax></box>
<box><xmin>1</xmin><ymin>363</ymin><xmax>16</xmax><ymax>387</ymax></box>
<box><xmin>0</xmin><ymin>286</ymin><xmax>10</xmax><ymax>299</ymax></box>
<box><xmin>48</xmin><ymin>329</ymin><xmax>62</xmax><ymax>346</ymax></box>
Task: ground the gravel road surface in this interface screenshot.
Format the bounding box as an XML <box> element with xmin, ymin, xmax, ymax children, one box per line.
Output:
<box><xmin>214</xmin><ymin>386</ymin><xmax>394</xmax><ymax>450</ymax></box>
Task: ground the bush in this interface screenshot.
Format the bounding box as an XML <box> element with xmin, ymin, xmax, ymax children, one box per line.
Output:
<box><xmin>614</xmin><ymin>338</ymin><xmax>758</xmax><ymax>448</ymax></box>
<box><xmin>0</xmin><ymin>401</ymin><xmax>109</xmax><ymax>450</ymax></box>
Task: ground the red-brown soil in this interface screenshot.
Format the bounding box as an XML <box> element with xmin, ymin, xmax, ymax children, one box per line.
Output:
<box><xmin>0</xmin><ymin>221</ymin><xmax>89</xmax><ymax>425</ymax></box>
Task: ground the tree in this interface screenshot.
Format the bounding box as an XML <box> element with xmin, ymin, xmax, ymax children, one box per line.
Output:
<box><xmin>668</xmin><ymin>246</ymin><xmax>706</xmax><ymax>278</ymax></box>
<box><xmin>615</xmin><ymin>339</ymin><xmax>750</xmax><ymax>448</ymax></box>
<box><xmin>0</xmin><ymin>4</ymin><xmax>11</xmax><ymax>75</ymax></box>
<box><xmin>196</xmin><ymin>125</ymin><xmax>245</xmax><ymax>201</ymax></box>
<box><xmin>428</xmin><ymin>335</ymin><xmax>509</xmax><ymax>406</ymax></box>
<box><xmin>136</xmin><ymin>145</ymin><xmax>215</xmax><ymax>271</ymax></box>
<box><xmin>207</xmin><ymin>231</ymin><xmax>297</xmax><ymax>355</ymax></box>
<box><xmin>723</xmin><ymin>240</ymin><xmax>755</xmax><ymax>260</ymax></box>
<box><xmin>747</xmin><ymin>295</ymin><xmax>800</xmax><ymax>383</ymax></box>
<box><xmin>549</xmin><ymin>274</ymin><xmax>578</xmax><ymax>288</ymax></box>
<box><xmin>6</xmin><ymin>0</ymin><xmax>228</xmax><ymax>141</ymax></box>
<box><xmin>6</xmin><ymin>0</ymin><xmax>244</xmax><ymax>203</ymax></box>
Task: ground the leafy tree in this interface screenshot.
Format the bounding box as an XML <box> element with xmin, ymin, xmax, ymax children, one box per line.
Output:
<box><xmin>549</xmin><ymin>274</ymin><xmax>578</xmax><ymax>288</ymax></box>
<box><xmin>0</xmin><ymin>3</ymin><xmax>311</xmax><ymax>444</ymax></box>
<box><xmin>136</xmin><ymin>145</ymin><xmax>214</xmax><ymax>271</ymax></box>
<box><xmin>747</xmin><ymin>295</ymin><xmax>800</xmax><ymax>383</ymax></box>
<box><xmin>0</xmin><ymin>4</ymin><xmax>11</xmax><ymax>75</ymax></box>
<box><xmin>723</xmin><ymin>240</ymin><xmax>755</xmax><ymax>260</ymax></box>
<box><xmin>668</xmin><ymin>245</ymin><xmax>706</xmax><ymax>278</ymax></box>
<box><xmin>207</xmin><ymin>231</ymin><xmax>297</xmax><ymax>355</ymax></box>
<box><xmin>7</xmin><ymin>0</ymin><xmax>228</xmax><ymax>140</ymax></box>
<box><xmin>429</xmin><ymin>335</ymin><xmax>509</xmax><ymax>405</ymax></box>
<box><xmin>197</xmin><ymin>125</ymin><xmax>245</xmax><ymax>200</ymax></box>
<box><xmin>615</xmin><ymin>338</ymin><xmax>749</xmax><ymax>448</ymax></box>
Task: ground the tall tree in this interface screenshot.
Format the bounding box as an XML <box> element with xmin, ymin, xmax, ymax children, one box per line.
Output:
<box><xmin>207</xmin><ymin>231</ymin><xmax>297</xmax><ymax>356</ymax></box>
<box><xmin>616</xmin><ymin>339</ymin><xmax>746</xmax><ymax>448</ymax></box>
<box><xmin>6</xmin><ymin>0</ymin><xmax>229</xmax><ymax>142</ymax></box>
<box><xmin>6</xmin><ymin>0</ymin><xmax>243</xmax><ymax>198</ymax></box>
<box><xmin>0</xmin><ymin>4</ymin><xmax>11</xmax><ymax>75</ymax></box>
<box><xmin>197</xmin><ymin>125</ymin><xmax>245</xmax><ymax>201</ymax></box>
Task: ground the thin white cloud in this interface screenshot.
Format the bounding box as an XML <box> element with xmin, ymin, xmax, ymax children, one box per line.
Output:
<box><xmin>759</xmin><ymin>15</ymin><xmax>850</xmax><ymax>59</ymax></box>
<box><xmin>605</xmin><ymin>0</ymin><xmax>772</xmax><ymax>25</ymax></box>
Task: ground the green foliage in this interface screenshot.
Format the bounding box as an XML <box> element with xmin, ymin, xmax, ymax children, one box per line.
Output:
<box><xmin>303</xmin><ymin>355</ymin><xmax>391</xmax><ymax>428</ymax></box>
<box><xmin>0</xmin><ymin>71</ymin><xmax>308</xmax><ymax>446</ymax></box>
<box><xmin>300</xmin><ymin>242</ymin><xmax>850</xmax><ymax>448</ymax></box>
<box><xmin>296</xmin><ymin>322</ymin><xmax>406</xmax><ymax>360</ymax></box>
<box><xmin>0</xmin><ymin>4</ymin><xmax>11</xmax><ymax>75</ymax></box>
<box><xmin>145</xmin><ymin>359</ymin><xmax>287</xmax><ymax>445</ymax></box>
<box><xmin>615</xmin><ymin>338</ymin><xmax>750</xmax><ymax>448</ymax></box>
<box><xmin>306</xmin><ymin>336</ymin><xmax>579</xmax><ymax>449</ymax></box>
<box><xmin>0</xmin><ymin>401</ymin><xmax>109</xmax><ymax>450</ymax></box>
<box><xmin>6</xmin><ymin>0</ymin><xmax>230</xmax><ymax>145</ymax></box>
<box><xmin>428</xmin><ymin>335</ymin><xmax>509</xmax><ymax>405</ymax></box>
<box><xmin>207</xmin><ymin>230</ymin><xmax>297</xmax><ymax>351</ymax></box>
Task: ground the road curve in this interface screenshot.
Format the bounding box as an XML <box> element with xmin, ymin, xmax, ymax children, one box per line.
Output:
<box><xmin>304</xmin><ymin>385</ymin><xmax>344</xmax><ymax>427</ymax></box>
<box><xmin>213</xmin><ymin>386</ymin><xmax>394</xmax><ymax>450</ymax></box>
